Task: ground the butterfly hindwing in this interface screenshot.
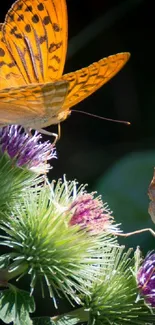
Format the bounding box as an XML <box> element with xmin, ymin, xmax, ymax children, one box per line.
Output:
<box><xmin>0</xmin><ymin>80</ymin><xmax>69</xmax><ymax>128</ymax></box>
<box><xmin>2</xmin><ymin>0</ymin><xmax>68</xmax><ymax>83</ymax></box>
<box><xmin>62</xmin><ymin>53</ymin><xmax>130</xmax><ymax>110</ymax></box>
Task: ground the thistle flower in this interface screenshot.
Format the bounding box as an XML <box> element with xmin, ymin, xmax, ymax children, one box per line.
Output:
<box><xmin>137</xmin><ymin>251</ymin><xmax>155</xmax><ymax>307</ymax></box>
<box><xmin>0</xmin><ymin>125</ymin><xmax>55</xmax><ymax>219</ymax></box>
<box><xmin>49</xmin><ymin>177</ymin><xmax>120</xmax><ymax>235</ymax></box>
<box><xmin>82</xmin><ymin>247</ymin><xmax>155</xmax><ymax>325</ymax></box>
<box><xmin>69</xmin><ymin>193</ymin><xmax>117</xmax><ymax>234</ymax></box>
<box><xmin>0</xmin><ymin>125</ymin><xmax>56</xmax><ymax>173</ymax></box>
<box><xmin>0</xmin><ymin>180</ymin><xmax>117</xmax><ymax>306</ymax></box>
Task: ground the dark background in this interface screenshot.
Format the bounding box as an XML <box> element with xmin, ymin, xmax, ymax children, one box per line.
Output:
<box><xmin>1</xmin><ymin>0</ymin><xmax>155</xmax><ymax>319</ymax></box>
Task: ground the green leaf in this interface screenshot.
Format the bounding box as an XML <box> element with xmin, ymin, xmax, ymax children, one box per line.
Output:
<box><xmin>0</xmin><ymin>285</ymin><xmax>35</xmax><ymax>325</ymax></box>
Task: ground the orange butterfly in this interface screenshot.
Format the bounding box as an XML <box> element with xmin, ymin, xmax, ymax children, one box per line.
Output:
<box><xmin>0</xmin><ymin>0</ymin><xmax>130</xmax><ymax>135</ymax></box>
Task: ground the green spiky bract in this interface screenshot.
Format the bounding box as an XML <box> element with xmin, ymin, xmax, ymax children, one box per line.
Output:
<box><xmin>0</xmin><ymin>152</ymin><xmax>42</xmax><ymax>220</ymax></box>
<box><xmin>0</xmin><ymin>183</ymin><xmax>118</xmax><ymax>307</ymax></box>
<box><xmin>84</xmin><ymin>246</ymin><xmax>155</xmax><ymax>324</ymax></box>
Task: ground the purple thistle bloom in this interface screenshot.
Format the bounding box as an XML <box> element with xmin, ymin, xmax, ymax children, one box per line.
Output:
<box><xmin>69</xmin><ymin>193</ymin><xmax>115</xmax><ymax>234</ymax></box>
<box><xmin>0</xmin><ymin>125</ymin><xmax>56</xmax><ymax>173</ymax></box>
<box><xmin>137</xmin><ymin>251</ymin><xmax>155</xmax><ymax>307</ymax></box>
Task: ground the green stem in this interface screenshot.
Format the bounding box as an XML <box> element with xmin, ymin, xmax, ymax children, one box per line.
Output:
<box><xmin>0</xmin><ymin>262</ymin><xmax>28</xmax><ymax>284</ymax></box>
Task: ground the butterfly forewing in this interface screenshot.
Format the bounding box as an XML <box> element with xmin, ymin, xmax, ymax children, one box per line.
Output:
<box><xmin>41</xmin><ymin>0</ymin><xmax>68</xmax><ymax>80</ymax></box>
<box><xmin>62</xmin><ymin>53</ymin><xmax>130</xmax><ymax>110</ymax></box>
<box><xmin>3</xmin><ymin>0</ymin><xmax>68</xmax><ymax>83</ymax></box>
<box><xmin>0</xmin><ymin>80</ymin><xmax>69</xmax><ymax>128</ymax></box>
<box><xmin>0</xmin><ymin>25</ymin><xmax>26</xmax><ymax>89</ymax></box>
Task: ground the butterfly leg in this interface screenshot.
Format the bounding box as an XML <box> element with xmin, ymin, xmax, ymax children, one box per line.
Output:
<box><xmin>111</xmin><ymin>228</ymin><xmax>155</xmax><ymax>238</ymax></box>
<box><xmin>39</xmin><ymin>123</ymin><xmax>61</xmax><ymax>145</ymax></box>
<box><xmin>33</xmin><ymin>128</ymin><xmax>58</xmax><ymax>145</ymax></box>
<box><xmin>58</xmin><ymin>123</ymin><xmax>61</xmax><ymax>140</ymax></box>
<box><xmin>24</xmin><ymin>128</ymin><xmax>32</xmax><ymax>137</ymax></box>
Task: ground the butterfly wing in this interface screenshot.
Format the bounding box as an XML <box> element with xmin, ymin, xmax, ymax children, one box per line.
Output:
<box><xmin>0</xmin><ymin>2</ymin><xmax>129</xmax><ymax>130</ymax></box>
<box><xmin>0</xmin><ymin>24</ymin><xmax>26</xmax><ymax>89</ymax></box>
<box><xmin>61</xmin><ymin>53</ymin><xmax>130</xmax><ymax>110</ymax></box>
<box><xmin>2</xmin><ymin>0</ymin><xmax>68</xmax><ymax>83</ymax></box>
<box><xmin>0</xmin><ymin>80</ymin><xmax>69</xmax><ymax>128</ymax></box>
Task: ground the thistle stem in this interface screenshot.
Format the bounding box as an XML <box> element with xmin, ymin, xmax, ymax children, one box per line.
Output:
<box><xmin>0</xmin><ymin>262</ymin><xmax>28</xmax><ymax>284</ymax></box>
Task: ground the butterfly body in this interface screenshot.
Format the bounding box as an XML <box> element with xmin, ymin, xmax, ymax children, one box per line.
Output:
<box><xmin>0</xmin><ymin>0</ymin><xmax>130</xmax><ymax>133</ymax></box>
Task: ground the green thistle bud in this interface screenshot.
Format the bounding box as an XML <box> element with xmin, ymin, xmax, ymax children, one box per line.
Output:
<box><xmin>84</xmin><ymin>247</ymin><xmax>155</xmax><ymax>324</ymax></box>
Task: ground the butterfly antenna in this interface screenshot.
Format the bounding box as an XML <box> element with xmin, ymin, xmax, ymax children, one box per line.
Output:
<box><xmin>72</xmin><ymin>109</ymin><xmax>130</xmax><ymax>125</ymax></box>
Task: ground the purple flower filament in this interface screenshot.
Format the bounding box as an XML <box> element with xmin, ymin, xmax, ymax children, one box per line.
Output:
<box><xmin>137</xmin><ymin>252</ymin><xmax>155</xmax><ymax>307</ymax></box>
<box><xmin>0</xmin><ymin>125</ymin><xmax>56</xmax><ymax>171</ymax></box>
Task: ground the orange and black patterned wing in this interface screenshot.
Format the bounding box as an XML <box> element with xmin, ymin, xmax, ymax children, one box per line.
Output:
<box><xmin>61</xmin><ymin>53</ymin><xmax>130</xmax><ymax>110</ymax></box>
<box><xmin>2</xmin><ymin>0</ymin><xmax>68</xmax><ymax>84</ymax></box>
<box><xmin>0</xmin><ymin>24</ymin><xmax>25</xmax><ymax>89</ymax></box>
<box><xmin>0</xmin><ymin>80</ymin><xmax>69</xmax><ymax>128</ymax></box>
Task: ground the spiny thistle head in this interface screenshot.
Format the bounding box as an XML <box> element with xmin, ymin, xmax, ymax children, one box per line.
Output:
<box><xmin>0</xmin><ymin>178</ymin><xmax>117</xmax><ymax>307</ymax></box>
<box><xmin>0</xmin><ymin>125</ymin><xmax>56</xmax><ymax>173</ymax></box>
<box><xmin>0</xmin><ymin>126</ymin><xmax>53</xmax><ymax>218</ymax></box>
<box><xmin>137</xmin><ymin>251</ymin><xmax>155</xmax><ymax>308</ymax></box>
<box><xmin>84</xmin><ymin>247</ymin><xmax>155</xmax><ymax>324</ymax></box>
<box><xmin>50</xmin><ymin>177</ymin><xmax>120</xmax><ymax>235</ymax></box>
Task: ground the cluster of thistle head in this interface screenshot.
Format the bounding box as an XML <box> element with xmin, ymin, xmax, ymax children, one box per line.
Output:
<box><xmin>0</xmin><ymin>125</ymin><xmax>154</xmax><ymax>324</ymax></box>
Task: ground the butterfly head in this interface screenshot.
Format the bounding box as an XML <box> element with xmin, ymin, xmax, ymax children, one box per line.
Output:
<box><xmin>57</xmin><ymin>109</ymin><xmax>71</xmax><ymax>123</ymax></box>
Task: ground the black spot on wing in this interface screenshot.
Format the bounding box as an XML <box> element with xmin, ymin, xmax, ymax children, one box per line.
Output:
<box><xmin>0</xmin><ymin>48</ymin><xmax>5</xmax><ymax>57</ymax></box>
<box><xmin>16</xmin><ymin>3</ymin><xmax>23</xmax><ymax>11</ymax></box>
<box><xmin>25</xmin><ymin>24</ymin><xmax>31</xmax><ymax>33</ymax></box>
<box><xmin>25</xmin><ymin>5</ymin><xmax>33</xmax><ymax>12</ymax></box>
<box><xmin>53</xmin><ymin>23</ymin><xmax>61</xmax><ymax>32</ymax></box>
<box><xmin>48</xmin><ymin>42</ymin><xmax>62</xmax><ymax>53</ymax></box>
<box><xmin>43</xmin><ymin>16</ymin><xmax>51</xmax><ymax>25</ymax></box>
<box><xmin>37</xmin><ymin>3</ymin><xmax>44</xmax><ymax>11</ymax></box>
<box><xmin>17</xmin><ymin>14</ymin><xmax>24</xmax><ymax>22</ymax></box>
<box><xmin>39</xmin><ymin>35</ymin><xmax>47</xmax><ymax>44</ymax></box>
<box><xmin>32</xmin><ymin>14</ymin><xmax>40</xmax><ymax>23</ymax></box>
